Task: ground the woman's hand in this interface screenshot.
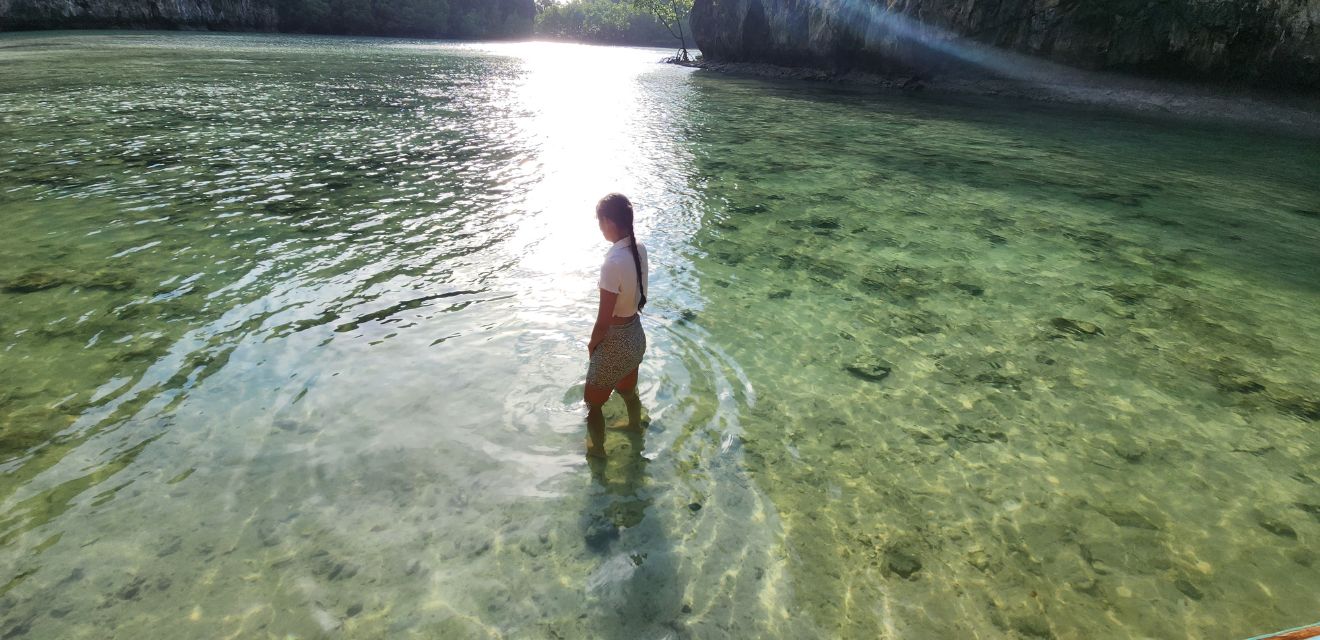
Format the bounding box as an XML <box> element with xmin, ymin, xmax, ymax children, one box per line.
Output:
<box><xmin>588</xmin><ymin>288</ymin><xmax>618</xmax><ymax>358</ymax></box>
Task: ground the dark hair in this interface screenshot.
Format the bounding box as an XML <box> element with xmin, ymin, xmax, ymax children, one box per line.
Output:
<box><xmin>596</xmin><ymin>193</ymin><xmax>646</xmax><ymax>312</ymax></box>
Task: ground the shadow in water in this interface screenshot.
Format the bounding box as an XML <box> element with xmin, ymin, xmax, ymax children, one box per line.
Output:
<box><xmin>580</xmin><ymin>421</ymin><xmax>687</xmax><ymax>637</ymax></box>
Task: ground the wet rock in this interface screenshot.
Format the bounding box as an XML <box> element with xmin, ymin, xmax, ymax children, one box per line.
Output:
<box><xmin>117</xmin><ymin>576</ymin><xmax>146</xmax><ymax>600</ymax></box>
<box><xmin>156</xmin><ymin>536</ymin><xmax>182</xmax><ymax>557</ymax></box>
<box><xmin>256</xmin><ymin>520</ymin><xmax>281</xmax><ymax>547</ymax></box>
<box><xmin>1100</xmin><ymin>509</ymin><xmax>1159</xmax><ymax>531</ymax></box>
<box><xmin>1257</xmin><ymin>516</ymin><xmax>1297</xmax><ymax>539</ymax></box>
<box><xmin>584</xmin><ymin>518</ymin><xmax>619</xmax><ymax>552</ymax></box>
<box><xmin>312</xmin><ymin>554</ymin><xmax>359</xmax><ymax>582</ymax></box>
<box><xmin>1174</xmin><ymin>578</ymin><xmax>1203</xmax><ymax>600</ymax></box>
<box><xmin>1294</xmin><ymin>503</ymin><xmax>1320</xmax><ymax>523</ymax></box>
<box><xmin>943</xmin><ymin>423</ymin><xmax>1007</xmax><ymax>447</ymax></box>
<box><xmin>730</xmin><ymin>203</ymin><xmax>768</xmax><ymax>215</ymax></box>
<box><xmin>712</xmin><ymin>250</ymin><xmax>745</xmax><ymax>266</ymax></box>
<box><xmin>973</xmin><ymin>371</ymin><xmax>1022</xmax><ymax>390</ymax></box>
<box><xmin>891</xmin><ymin>311</ymin><xmax>944</xmax><ymax>335</ymax></box>
<box><xmin>1271</xmin><ymin>393</ymin><xmax>1320</xmax><ymax>421</ymax></box>
<box><xmin>860</xmin><ymin>264</ymin><xmax>930</xmax><ymax>302</ymax></box>
<box><xmin>1110</xmin><ymin>436</ymin><xmax>1148</xmax><ymax>463</ymax></box>
<box><xmin>679</xmin><ymin>310</ymin><xmax>698</xmax><ymax>323</ymax></box>
<box><xmin>966</xmin><ymin>548</ymin><xmax>991</xmax><ymax>571</ymax></box>
<box><xmin>1081</xmin><ymin>191</ymin><xmax>1144</xmax><ymax>207</ymax></box>
<box><xmin>845</xmin><ymin>357</ymin><xmax>892</xmax><ymax>382</ymax></box>
<box><xmin>1096</xmin><ymin>284</ymin><xmax>1148</xmax><ymax>306</ymax></box>
<box><xmin>952</xmin><ymin>282</ymin><xmax>984</xmax><ymax>296</ymax></box>
<box><xmin>767</xmin><ymin>289</ymin><xmax>792</xmax><ymax>300</ymax></box>
<box><xmin>155</xmin><ymin>577</ymin><xmax>171</xmax><ymax>591</ymax></box>
<box><xmin>111</xmin><ymin>335</ymin><xmax>169</xmax><ymax>363</ymax></box>
<box><xmin>681</xmin><ymin>603</ymin><xmax>692</xmax><ymax>614</ymax></box>
<box><xmin>1050</xmin><ymin>317</ymin><xmax>1103</xmax><ymax>337</ymax></box>
<box><xmin>346</xmin><ymin>603</ymin><xmax>363</xmax><ymax>618</ymax></box>
<box><xmin>1071</xmin><ymin>576</ymin><xmax>1100</xmax><ymax>597</ymax></box>
<box><xmin>1213</xmin><ymin>371</ymin><xmax>1265</xmax><ymax>394</ymax></box>
<box><xmin>884</xmin><ymin>548</ymin><xmax>922</xmax><ymax>579</ymax></box>
<box><xmin>688</xmin><ymin>502</ymin><xmax>702</xmax><ymax>512</ymax></box>
<box><xmin>807</xmin><ymin>216</ymin><xmax>839</xmax><ymax>230</ymax></box>
<box><xmin>1</xmin><ymin>619</ymin><xmax>30</xmax><ymax>638</ymax></box>
<box><xmin>1012</xmin><ymin>614</ymin><xmax>1054</xmax><ymax>639</ymax></box>
<box><xmin>1231</xmin><ymin>433</ymin><xmax>1274</xmax><ymax>456</ymax></box>
<box><xmin>3</xmin><ymin>270</ymin><xmax>67</xmax><ymax>293</ymax></box>
<box><xmin>83</xmin><ymin>271</ymin><xmax>135</xmax><ymax>291</ymax></box>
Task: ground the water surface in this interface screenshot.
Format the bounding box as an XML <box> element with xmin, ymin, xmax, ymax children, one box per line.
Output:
<box><xmin>1</xmin><ymin>31</ymin><xmax>1318</xmax><ymax>639</ymax></box>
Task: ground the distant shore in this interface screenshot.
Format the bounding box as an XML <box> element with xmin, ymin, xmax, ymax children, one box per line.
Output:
<box><xmin>685</xmin><ymin>59</ymin><xmax>1320</xmax><ymax>136</ymax></box>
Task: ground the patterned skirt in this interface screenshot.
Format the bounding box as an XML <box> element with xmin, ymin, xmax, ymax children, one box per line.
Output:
<box><xmin>586</xmin><ymin>316</ymin><xmax>646</xmax><ymax>389</ymax></box>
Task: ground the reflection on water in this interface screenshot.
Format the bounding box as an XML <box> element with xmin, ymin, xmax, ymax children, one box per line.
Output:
<box><xmin>0</xmin><ymin>32</ymin><xmax>1317</xmax><ymax>639</ymax></box>
<box><xmin>0</xmin><ymin>34</ymin><xmax>802</xmax><ymax>638</ymax></box>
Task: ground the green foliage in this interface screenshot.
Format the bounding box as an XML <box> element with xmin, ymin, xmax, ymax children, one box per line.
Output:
<box><xmin>535</xmin><ymin>0</ymin><xmax>687</xmax><ymax>46</ymax></box>
<box><xmin>630</xmin><ymin>0</ymin><xmax>692</xmax><ymax>54</ymax></box>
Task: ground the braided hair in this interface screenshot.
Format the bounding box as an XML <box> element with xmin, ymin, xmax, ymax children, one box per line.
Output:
<box><xmin>596</xmin><ymin>193</ymin><xmax>646</xmax><ymax>313</ymax></box>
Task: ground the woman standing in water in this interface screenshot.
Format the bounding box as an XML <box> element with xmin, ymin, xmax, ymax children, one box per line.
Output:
<box><xmin>584</xmin><ymin>193</ymin><xmax>649</xmax><ymax>458</ymax></box>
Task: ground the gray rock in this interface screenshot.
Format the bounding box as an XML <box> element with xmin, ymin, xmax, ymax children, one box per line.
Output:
<box><xmin>845</xmin><ymin>358</ymin><xmax>892</xmax><ymax>382</ymax></box>
<box><xmin>690</xmin><ymin>0</ymin><xmax>1320</xmax><ymax>90</ymax></box>
<box><xmin>1257</xmin><ymin>516</ymin><xmax>1297</xmax><ymax>539</ymax></box>
<box><xmin>3</xmin><ymin>270</ymin><xmax>67</xmax><ymax>293</ymax></box>
<box><xmin>885</xmin><ymin>549</ymin><xmax>922</xmax><ymax>579</ymax></box>
<box><xmin>1050</xmin><ymin>318</ymin><xmax>1103</xmax><ymax>337</ymax></box>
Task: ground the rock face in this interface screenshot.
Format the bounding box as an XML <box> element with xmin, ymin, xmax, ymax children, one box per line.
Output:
<box><xmin>0</xmin><ymin>0</ymin><xmax>534</xmax><ymax>39</ymax></box>
<box><xmin>0</xmin><ymin>0</ymin><xmax>279</xmax><ymax>31</ymax></box>
<box><xmin>690</xmin><ymin>0</ymin><xmax>1320</xmax><ymax>89</ymax></box>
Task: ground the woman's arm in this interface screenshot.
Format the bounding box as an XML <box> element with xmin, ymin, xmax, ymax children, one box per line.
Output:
<box><xmin>588</xmin><ymin>288</ymin><xmax>618</xmax><ymax>355</ymax></box>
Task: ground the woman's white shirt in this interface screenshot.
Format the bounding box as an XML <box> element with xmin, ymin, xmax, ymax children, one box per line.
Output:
<box><xmin>598</xmin><ymin>238</ymin><xmax>648</xmax><ymax>317</ymax></box>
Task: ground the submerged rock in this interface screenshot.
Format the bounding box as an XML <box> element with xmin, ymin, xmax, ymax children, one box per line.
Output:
<box><xmin>3</xmin><ymin>270</ymin><xmax>67</xmax><ymax>293</ymax></box>
<box><xmin>1271</xmin><ymin>393</ymin><xmax>1320</xmax><ymax>421</ymax></box>
<box><xmin>845</xmin><ymin>357</ymin><xmax>892</xmax><ymax>382</ymax></box>
<box><xmin>83</xmin><ymin>271</ymin><xmax>135</xmax><ymax>292</ymax></box>
<box><xmin>584</xmin><ymin>519</ymin><xmax>619</xmax><ymax>552</ymax></box>
<box><xmin>884</xmin><ymin>549</ymin><xmax>922</xmax><ymax>579</ymax></box>
<box><xmin>952</xmin><ymin>283</ymin><xmax>984</xmax><ymax>296</ymax></box>
<box><xmin>1050</xmin><ymin>317</ymin><xmax>1103</xmax><ymax>337</ymax></box>
<box><xmin>1257</xmin><ymin>516</ymin><xmax>1298</xmax><ymax>539</ymax></box>
<box><xmin>1174</xmin><ymin>578</ymin><xmax>1204</xmax><ymax>601</ymax></box>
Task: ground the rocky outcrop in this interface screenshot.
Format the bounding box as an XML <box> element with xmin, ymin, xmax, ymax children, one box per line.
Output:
<box><xmin>0</xmin><ymin>0</ymin><xmax>534</xmax><ymax>38</ymax></box>
<box><xmin>690</xmin><ymin>0</ymin><xmax>1320</xmax><ymax>90</ymax></box>
<box><xmin>0</xmin><ymin>0</ymin><xmax>278</xmax><ymax>30</ymax></box>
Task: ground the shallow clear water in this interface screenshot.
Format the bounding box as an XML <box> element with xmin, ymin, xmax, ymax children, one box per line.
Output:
<box><xmin>1</xmin><ymin>32</ymin><xmax>1318</xmax><ymax>639</ymax></box>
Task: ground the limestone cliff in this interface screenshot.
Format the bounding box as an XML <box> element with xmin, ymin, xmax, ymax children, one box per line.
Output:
<box><xmin>0</xmin><ymin>0</ymin><xmax>534</xmax><ymax>38</ymax></box>
<box><xmin>690</xmin><ymin>0</ymin><xmax>1320</xmax><ymax>89</ymax></box>
<box><xmin>0</xmin><ymin>0</ymin><xmax>277</xmax><ymax>30</ymax></box>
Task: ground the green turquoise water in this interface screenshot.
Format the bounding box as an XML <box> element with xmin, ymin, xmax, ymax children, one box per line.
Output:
<box><xmin>1</xmin><ymin>32</ymin><xmax>1318</xmax><ymax>639</ymax></box>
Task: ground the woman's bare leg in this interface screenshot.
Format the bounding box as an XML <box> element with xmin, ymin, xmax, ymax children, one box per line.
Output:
<box><xmin>584</xmin><ymin>384</ymin><xmax>612</xmax><ymax>458</ymax></box>
<box><xmin>613</xmin><ymin>368</ymin><xmax>644</xmax><ymax>431</ymax></box>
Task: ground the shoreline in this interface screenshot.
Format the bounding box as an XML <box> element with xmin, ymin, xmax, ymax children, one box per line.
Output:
<box><xmin>683</xmin><ymin>59</ymin><xmax>1320</xmax><ymax>136</ymax></box>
